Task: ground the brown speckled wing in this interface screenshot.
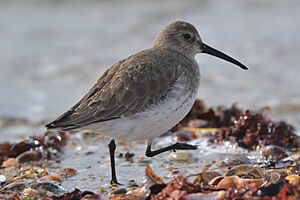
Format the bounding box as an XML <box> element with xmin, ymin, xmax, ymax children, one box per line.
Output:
<box><xmin>46</xmin><ymin>49</ymin><xmax>179</xmax><ymax>130</ymax></box>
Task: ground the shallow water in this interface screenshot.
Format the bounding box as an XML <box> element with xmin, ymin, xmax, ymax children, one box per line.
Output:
<box><xmin>0</xmin><ymin>0</ymin><xmax>300</xmax><ymax>193</ymax></box>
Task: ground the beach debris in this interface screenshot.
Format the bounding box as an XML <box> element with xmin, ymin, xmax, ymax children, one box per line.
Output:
<box><xmin>0</xmin><ymin>99</ymin><xmax>299</xmax><ymax>199</ymax></box>
<box><xmin>58</xmin><ymin>167</ymin><xmax>77</xmax><ymax>178</ymax></box>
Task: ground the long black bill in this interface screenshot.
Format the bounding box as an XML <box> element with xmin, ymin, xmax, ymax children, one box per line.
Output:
<box><xmin>200</xmin><ymin>43</ymin><xmax>248</xmax><ymax>70</ymax></box>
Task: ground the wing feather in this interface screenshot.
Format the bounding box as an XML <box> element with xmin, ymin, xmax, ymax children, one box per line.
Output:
<box><xmin>45</xmin><ymin>49</ymin><xmax>179</xmax><ymax>130</ymax></box>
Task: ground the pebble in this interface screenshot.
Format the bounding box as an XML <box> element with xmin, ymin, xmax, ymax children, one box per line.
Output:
<box><xmin>173</xmin><ymin>131</ymin><xmax>193</xmax><ymax>142</ymax></box>
<box><xmin>110</xmin><ymin>187</ymin><xmax>127</xmax><ymax>195</ymax></box>
<box><xmin>37</xmin><ymin>168</ymin><xmax>48</xmax><ymax>177</ymax></box>
<box><xmin>81</xmin><ymin>194</ymin><xmax>108</xmax><ymax>200</ymax></box>
<box><xmin>208</xmin><ymin>176</ymin><xmax>224</xmax><ymax>186</ymax></box>
<box><xmin>16</xmin><ymin>150</ymin><xmax>42</xmax><ymax>163</ymax></box>
<box><xmin>3</xmin><ymin>180</ymin><xmax>31</xmax><ymax>192</ymax></box>
<box><xmin>0</xmin><ymin>175</ymin><xmax>6</xmax><ymax>183</ymax></box>
<box><xmin>169</xmin><ymin>151</ymin><xmax>192</xmax><ymax>161</ymax></box>
<box><xmin>266</xmin><ymin>171</ymin><xmax>281</xmax><ymax>183</ymax></box>
<box><xmin>217</xmin><ymin>176</ymin><xmax>242</xmax><ymax>189</ymax></box>
<box><xmin>39</xmin><ymin>174</ymin><xmax>62</xmax><ymax>183</ymax></box>
<box><xmin>31</xmin><ymin>182</ymin><xmax>65</xmax><ymax>194</ymax></box>
<box><xmin>58</xmin><ymin>167</ymin><xmax>77</xmax><ymax>177</ymax></box>
<box><xmin>220</xmin><ymin>154</ymin><xmax>251</xmax><ymax>167</ymax></box>
<box><xmin>285</xmin><ymin>174</ymin><xmax>300</xmax><ymax>185</ymax></box>
<box><xmin>198</xmin><ymin>171</ymin><xmax>222</xmax><ymax>185</ymax></box>
<box><xmin>261</xmin><ymin>145</ymin><xmax>287</xmax><ymax>161</ymax></box>
<box><xmin>22</xmin><ymin>188</ymin><xmax>40</xmax><ymax>198</ymax></box>
<box><xmin>2</xmin><ymin>158</ymin><xmax>18</xmax><ymax>167</ymax></box>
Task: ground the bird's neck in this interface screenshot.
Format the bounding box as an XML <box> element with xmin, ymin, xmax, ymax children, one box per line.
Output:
<box><xmin>153</xmin><ymin>46</ymin><xmax>196</xmax><ymax>60</ymax></box>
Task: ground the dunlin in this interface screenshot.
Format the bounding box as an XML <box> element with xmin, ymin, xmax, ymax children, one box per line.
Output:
<box><xmin>46</xmin><ymin>21</ymin><xmax>247</xmax><ymax>184</ymax></box>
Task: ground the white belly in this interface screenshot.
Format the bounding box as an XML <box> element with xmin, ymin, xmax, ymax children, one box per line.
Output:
<box><xmin>82</xmin><ymin>85</ymin><xmax>198</xmax><ymax>141</ymax></box>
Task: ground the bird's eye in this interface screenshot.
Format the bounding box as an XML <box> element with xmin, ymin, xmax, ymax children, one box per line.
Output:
<box><xmin>183</xmin><ymin>33</ymin><xmax>192</xmax><ymax>40</ymax></box>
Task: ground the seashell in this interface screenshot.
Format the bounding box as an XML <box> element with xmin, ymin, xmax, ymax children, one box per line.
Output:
<box><xmin>266</xmin><ymin>169</ymin><xmax>288</xmax><ymax>177</ymax></box>
<box><xmin>142</xmin><ymin>165</ymin><xmax>164</xmax><ymax>195</ymax></box>
<box><xmin>226</xmin><ymin>164</ymin><xmax>252</xmax><ymax>176</ymax></box>
<box><xmin>0</xmin><ymin>175</ymin><xmax>6</xmax><ymax>183</ymax></box>
<box><xmin>261</xmin><ymin>145</ymin><xmax>287</xmax><ymax>161</ymax></box>
<box><xmin>18</xmin><ymin>168</ymin><xmax>36</xmax><ymax>180</ymax></box>
<box><xmin>0</xmin><ymin>175</ymin><xmax>14</xmax><ymax>183</ymax></box>
<box><xmin>110</xmin><ymin>188</ymin><xmax>127</xmax><ymax>195</ymax></box>
<box><xmin>16</xmin><ymin>150</ymin><xmax>42</xmax><ymax>163</ymax></box>
<box><xmin>22</xmin><ymin>188</ymin><xmax>40</xmax><ymax>198</ymax></box>
<box><xmin>220</xmin><ymin>154</ymin><xmax>251</xmax><ymax>167</ymax></box>
<box><xmin>39</xmin><ymin>174</ymin><xmax>62</xmax><ymax>183</ymax></box>
<box><xmin>186</xmin><ymin>192</ymin><xmax>220</xmax><ymax>200</ymax></box>
<box><xmin>58</xmin><ymin>167</ymin><xmax>77</xmax><ymax>177</ymax></box>
<box><xmin>2</xmin><ymin>158</ymin><xmax>18</xmax><ymax>167</ymax></box>
<box><xmin>37</xmin><ymin>168</ymin><xmax>48</xmax><ymax>177</ymax></box>
<box><xmin>81</xmin><ymin>194</ymin><xmax>108</xmax><ymax>200</ymax></box>
<box><xmin>217</xmin><ymin>176</ymin><xmax>242</xmax><ymax>189</ymax></box>
<box><xmin>31</xmin><ymin>182</ymin><xmax>65</xmax><ymax>194</ymax></box>
<box><xmin>194</xmin><ymin>171</ymin><xmax>222</xmax><ymax>186</ymax></box>
<box><xmin>9</xmin><ymin>140</ymin><xmax>37</xmax><ymax>157</ymax></box>
<box><xmin>246</xmin><ymin>167</ymin><xmax>264</xmax><ymax>179</ymax></box>
<box><xmin>43</xmin><ymin>131</ymin><xmax>66</xmax><ymax>149</ymax></box>
<box><xmin>208</xmin><ymin>176</ymin><xmax>224</xmax><ymax>186</ymax></box>
<box><xmin>169</xmin><ymin>151</ymin><xmax>192</xmax><ymax>161</ymax></box>
<box><xmin>3</xmin><ymin>180</ymin><xmax>32</xmax><ymax>192</ymax></box>
<box><xmin>265</xmin><ymin>171</ymin><xmax>281</xmax><ymax>184</ymax></box>
<box><xmin>240</xmin><ymin>178</ymin><xmax>265</xmax><ymax>188</ymax></box>
<box><xmin>285</xmin><ymin>174</ymin><xmax>300</xmax><ymax>186</ymax></box>
<box><xmin>144</xmin><ymin>165</ymin><xmax>164</xmax><ymax>185</ymax></box>
<box><xmin>173</xmin><ymin>131</ymin><xmax>193</xmax><ymax>142</ymax></box>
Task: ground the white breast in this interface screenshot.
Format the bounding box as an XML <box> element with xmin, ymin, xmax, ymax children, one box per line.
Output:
<box><xmin>84</xmin><ymin>84</ymin><xmax>199</xmax><ymax>141</ymax></box>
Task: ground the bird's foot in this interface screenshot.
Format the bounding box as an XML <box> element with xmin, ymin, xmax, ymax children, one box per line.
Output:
<box><xmin>110</xmin><ymin>179</ymin><xmax>123</xmax><ymax>186</ymax></box>
<box><xmin>173</xmin><ymin>142</ymin><xmax>197</xmax><ymax>150</ymax></box>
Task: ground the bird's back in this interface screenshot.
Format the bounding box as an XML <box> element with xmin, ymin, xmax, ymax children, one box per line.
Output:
<box><xmin>45</xmin><ymin>48</ymin><xmax>199</xmax><ymax>132</ymax></box>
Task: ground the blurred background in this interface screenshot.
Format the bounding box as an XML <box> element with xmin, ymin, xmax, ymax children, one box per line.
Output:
<box><xmin>0</xmin><ymin>0</ymin><xmax>300</xmax><ymax>141</ymax></box>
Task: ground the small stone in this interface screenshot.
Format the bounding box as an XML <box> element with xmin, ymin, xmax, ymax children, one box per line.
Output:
<box><xmin>208</xmin><ymin>176</ymin><xmax>224</xmax><ymax>186</ymax></box>
<box><xmin>173</xmin><ymin>131</ymin><xmax>193</xmax><ymax>142</ymax></box>
<box><xmin>110</xmin><ymin>187</ymin><xmax>127</xmax><ymax>195</ymax></box>
<box><xmin>261</xmin><ymin>145</ymin><xmax>287</xmax><ymax>161</ymax></box>
<box><xmin>124</xmin><ymin>152</ymin><xmax>135</xmax><ymax>162</ymax></box>
<box><xmin>31</xmin><ymin>182</ymin><xmax>65</xmax><ymax>194</ymax></box>
<box><xmin>16</xmin><ymin>150</ymin><xmax>42</xmax><ymax>163</ymax></box>
<box><xmin>3</xmin><ymin>180</ymin><xmax>30</xmax><ymax>192</ymax></box>
<box><xmin>22</xmin><ymin>188</ymin><xmax>40</xmax><ymax>198</ymax></box>
<box><xmin>39</xmin><ymin>174</ymin><xmax>62</xmax><ymax>183</ymax></box>
<box><xmin>285</xmin><ymin>174</ymin><xmax>300</xmax><ymax>186</ymax></box>
<box><xmin>127</xmin><ymin>180</ymin><xmax>139</xmax><ymax>187</ymax></box>
<box><xmin>37</xmin><ymin>168</ymin><xmax>48</xmax><ymax>177</ymax></box>
<box><xmin>169</xmin><ymin>151</ymin><xmax>192</xmax><ymax>161</ymax></box>
<box><xmin>217</xmin><ymin>176</ymin><xmax>242</xmax><ymax>189</ymax></box>
<box><xmin>0</xmin><ymin>175</ymin><xmax>6</xmax><ymax>183</ymax></box>
<box><xmin>58</xmin><ymin>167</ymin><xmax>77</xmax><ymax>177</ymax></box>
<box><xmin>2</xmin><ymin>158</ymin><xmax>18</xmax><ymax>167</ymax></box>
<box><xmin>81</xmin><ymin>193</ymin><xmax>107</xmax><ymax>200</ymax></box>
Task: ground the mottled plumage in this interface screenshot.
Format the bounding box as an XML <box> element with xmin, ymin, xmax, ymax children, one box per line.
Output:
<box><xmin>46</xmin><ymin>21</ymin><xmax>203</xmax><ymax>136</ymax></box>
<box><xmin>46</xmin><ymin>21</ymin><xmax>247</xmax><ymax>184</ymax></box>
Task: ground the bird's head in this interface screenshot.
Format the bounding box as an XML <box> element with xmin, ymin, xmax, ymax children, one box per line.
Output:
<box><xmin>153</xmin><ymin>21</ymin><xmax>248</xmax><ymax>70</ymax></box>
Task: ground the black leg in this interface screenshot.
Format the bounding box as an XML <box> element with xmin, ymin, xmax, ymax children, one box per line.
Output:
<box><xmin>108</xmin><ymin>139</ymin><xmax>121</xmax><ymax>185</ymax></box>
<box><xmin>145</xmin><ymin>140</ymin><xmax>197</xmax><ymax>157</ymax></box>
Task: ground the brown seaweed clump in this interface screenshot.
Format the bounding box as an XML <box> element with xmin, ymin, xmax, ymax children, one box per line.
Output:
<box><xmin>174</xmin><ymin>100</ymin><xmax>300</xmax><ymax>150</ymax></box>
<box><xmin>210</xmin><ymin>110</ymin><xmax>299</xmax><ymax>150</ymax></box>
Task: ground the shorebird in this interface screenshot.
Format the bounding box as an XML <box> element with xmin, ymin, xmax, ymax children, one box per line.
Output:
<box><xmin>46</xmin><ymin>21</ymin><xmax>247</xmax><ymax>184</ymax></box>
